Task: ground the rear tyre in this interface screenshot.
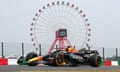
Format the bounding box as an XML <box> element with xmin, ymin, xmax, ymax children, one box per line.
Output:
<box><xmin>26</xmin><ymin>52</ymin><xmax>38</xmax><ymax>66</ymax></box>
<box><xmin>89</xmin><ymin>55</ymin><xmax>101</xmax><ymax>67</ymax></box>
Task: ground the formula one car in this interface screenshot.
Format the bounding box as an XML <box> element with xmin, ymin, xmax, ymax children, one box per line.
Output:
<box><xmin>17</xmin><ymin>47</ymin><xmax>101</xmax><ymax>67</ymax></box>
<box><xmin>17</xmin><ymin>29</ymin><xmax>101</xmax><ymax>67</ymax></box>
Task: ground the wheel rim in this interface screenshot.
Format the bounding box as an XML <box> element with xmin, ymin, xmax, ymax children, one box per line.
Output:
<box><xmin>96</xmin><ymin>56</ymin><xmax>101</xmax><ymax>66</ymax></box>
<box><xmin>55</xmin><ymin>51</ymin><xmax>65</xmax><ymax>66</ymax></box>
<box><xmin>97</xmin><ymin>56</ymin><xmax>101</xmax><ymax>65</ymax></box>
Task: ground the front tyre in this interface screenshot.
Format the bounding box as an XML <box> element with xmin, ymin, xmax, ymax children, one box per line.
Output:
<box><xmin>89</xmin><ymin>55</ymin><xmax>101</xmax><ymax>67</ymax></box>
<box><xmin>17</xmin><ymin>56</ymin><xmax>25</xmax><ymax>65</ymax></box>
<box><xmin>26</xmin><ymin>52</ymin><xmax>38</xmax><ymax>66</ymax></box>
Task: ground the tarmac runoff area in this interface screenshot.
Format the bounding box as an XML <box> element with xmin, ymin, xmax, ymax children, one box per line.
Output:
<box><xmin>0</xmin><ymin>65</ymin><xmax>120</xmax><ymax>72</ymax></box>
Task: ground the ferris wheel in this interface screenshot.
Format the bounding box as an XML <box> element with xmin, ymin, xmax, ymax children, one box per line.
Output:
<box><xmin>30</xmin><ymin>1</ymin><xmax>91</xmax><ymax>54</ymax></box>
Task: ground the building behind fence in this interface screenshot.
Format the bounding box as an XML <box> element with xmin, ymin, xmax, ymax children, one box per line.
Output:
<box><xmin>0</xmin><ymin>42</ymin><xmax>120</xmax><ymax>60</ymax></box>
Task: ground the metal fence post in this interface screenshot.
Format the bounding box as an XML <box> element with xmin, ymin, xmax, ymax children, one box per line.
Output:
<box><xmin>88</xmin><ymin>46</ymin><xmax>90</xmax><ymax>51</ymax></box>
<box><xmin>116</xmin><ymin>48</ymin><xmax>118</xmax><ymax>60</ymax></box>
<box><xmin>56</xmin><ymin>45</ymin><xmax>58</xmax><ymax>51</ymax></box>
<box><xmin>39</xmin><ymin>44</ymin><xmax>41</xmax><ymax>56</ymax></box>
<box><xmin>73</xmin><ymin>45</ymin><xmax>75</xmax><ymax>48</ymax></box>
<box><xmin>1</xmin><ymin>42</ymin><xmax>4</xmax><ymax>58</ymax></box>
<box><xmin>22</xmin><ymin>42</ymin><xmax>24</xmax><ymax>57</ymax></box>
<box><xmin>102</xmin><ymin>47</ymin><xmax>105</xmax><ymax>61</ymax></box>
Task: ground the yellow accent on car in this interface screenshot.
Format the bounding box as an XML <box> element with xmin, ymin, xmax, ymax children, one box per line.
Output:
<box><xmin>28</xmin><ymin>57</ymin><xmax>38</xmax><ymax>62</ymax></box>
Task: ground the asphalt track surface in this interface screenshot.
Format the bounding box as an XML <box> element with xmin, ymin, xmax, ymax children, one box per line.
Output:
<box><xmin>0</xmin><ymin>65</ymin><xmax>120</xmax><ymax>72</ymax></box>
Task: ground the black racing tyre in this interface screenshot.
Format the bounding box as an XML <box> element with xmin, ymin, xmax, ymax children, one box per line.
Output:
<box><xmin>53</xmin><ymin>51</ymin><xmax>78</xmax><ymax>66</ymax></box>
<box><xmin>26</xmin><ymin>52</ymin><xmax>38</xmax><ymax>66</ymax></box>
<box><xmin>17</xmin><ymin>56</ymin><xmax>24</xmax><ymax>64</ymax></box>
<box><xmin>54</xmin><ymin>51</ymin><xmax>65</xmax><ymax>66</ymax></box>
<box><xmin>89</xmin><ymin>55</ymin><xmax>101</xmax><ymax>67</ymax></box>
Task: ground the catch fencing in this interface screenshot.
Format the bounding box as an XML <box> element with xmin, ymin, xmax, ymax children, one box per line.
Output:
<box><xmin>0</xmin><ymin>42</ymin><xmax>120</xmax><ymax>61</ymax></box>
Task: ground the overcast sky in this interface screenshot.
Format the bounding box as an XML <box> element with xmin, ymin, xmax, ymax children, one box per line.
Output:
<box><xmin>0</xmin><ymin>0</ymin><xmax>120</xmax><ymax>49</ymax></box>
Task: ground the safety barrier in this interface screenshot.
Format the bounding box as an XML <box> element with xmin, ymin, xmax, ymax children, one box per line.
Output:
<box><xmin>0</xmin><ymin>58</ymin><xmax>8</xmax><ymax>65</ymax></box>
<box><xmin>8</xmin><ymin>59</ymin><xmax>17</xmax><ymax>65</ymax></box>
<box><xmin>118</xmin><ymin>60</ymin><xmax>120</xmax><ymax>66</ymax></box>
<box><xmin>0</xmin><ymin>58</ymin><xmax>17</xmax><ymax>65</ymax></box>
<box><xmin>101</xmin><ymin>60</ymin><xmax>120</xmax><ymax>66</ymax></box>
<box><xmin>0</xmin><ymin>58</ymin><xmax>120</xmax><ymax>66</ymax></box>
<box><xmin>104</xmin><ymin>60</ymin><xmax>112</xmax><ymax>66</ymax></box>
